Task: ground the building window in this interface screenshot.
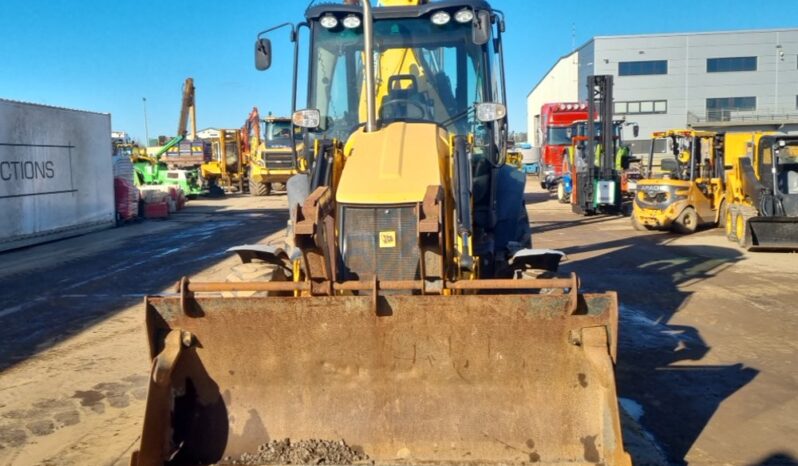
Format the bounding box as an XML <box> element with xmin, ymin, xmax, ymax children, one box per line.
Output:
<box><xmin>618</xmin><ymin>60</ymin><xmax>668</xmax><ymax>76</ymax></box>
<box><xmin>707</xmin><ymin>56</ymin><xmax>757</xmax><ymax>72</ymax></box>
<box><xmin>795</xmin><ymin>95</ymin><xmax>798</xmax><ymax>110</ymax></box>
<box><xmin>706</xmin><ymin>96</ymin><xmax>756</xmax><ymax>120</ymax></box>
<box><xmin>614</xmin><ymin>100</ymin><xmax>668</xmax><ymax>115</ymax></box>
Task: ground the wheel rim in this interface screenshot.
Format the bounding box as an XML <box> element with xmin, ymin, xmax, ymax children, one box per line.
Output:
<box><xmin>736</xmin><ymin>214</ymin><xmax>745</xmax><ymax>240</ymax></box>
<box><xmin>557</xmin><ymin>183</ymin><xmax>564</xmax><ymax>200</ymax></box>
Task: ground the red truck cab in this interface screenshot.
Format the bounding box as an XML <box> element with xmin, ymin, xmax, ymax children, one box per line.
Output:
<box><xmin>539</xmin><ymin>102</ymin><xmax>588</xmax><ymax>189</ymax></box>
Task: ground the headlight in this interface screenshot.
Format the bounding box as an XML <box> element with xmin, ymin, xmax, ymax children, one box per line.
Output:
<box><xmin>342</xmin><ymin>14</ymin><xmax>361</xmax><ymax>29</ymax></box>
<box><xmin>320</xmin><ymin>14</ymin><xmax>338</xmax><ymax>29</ymax></box>
<box><xmin>292</xmin><ymin>109</ymin><xmax>321</xmax><ymax>129</ymax></box>
<box><xmin>454</xmin><ymin>8</ymin><xmax>474</xmax><ymax>23</ymax></box>
<box><xmin>430</xmin><ymin>11</ymin><xmax>451</xmax><ymax>25</ymax></box>
<box><xmin>475</xmin><ymin>102</ymin><xmax>507</xmax><ymax>122</ymax></box>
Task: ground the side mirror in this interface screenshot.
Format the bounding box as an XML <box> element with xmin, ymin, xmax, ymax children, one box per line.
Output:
<box><xmin>255</xmin><ymin>38</ymin><xmax>272</xmax><ymax>71</ymax></box>
<box><xmin>472</xmin><ymin>11</ymin><xmax>490</xmax><ymax>45</ymax></box>
<box><xmin>292</xmin><ymin>109</ymin><xmax>321</xmax><ymax>129</ymax></box>
<box><xmin>476</xmin><ymin>103</ymin><xmax>507</xmax><ymax>123</ymax></box>
<box><xmin>633</xmin><ymin>124</ymin><xmax>640</xmax><ymax>138</ymax></box>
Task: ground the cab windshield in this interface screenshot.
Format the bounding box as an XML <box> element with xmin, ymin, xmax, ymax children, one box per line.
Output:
<box><xmin>309</xmin><ymin>16</ymin><xmax>497</xmax><ymax>141</ymax></box>
<box><xmin>546</xmin><ymin>127</ymin><xmax>571</xmax><ymax>145</ymax></box>
<box><xmin>263</xmin><ymin>120</ymin><xmax>302</xmax><ymax>148</ymax></box>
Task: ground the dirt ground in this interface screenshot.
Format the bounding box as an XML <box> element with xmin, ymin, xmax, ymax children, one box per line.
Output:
<box><xmin>0</xmin><ymin>182</ymin><xmax>796</xmax><ymax>465</ymax></box>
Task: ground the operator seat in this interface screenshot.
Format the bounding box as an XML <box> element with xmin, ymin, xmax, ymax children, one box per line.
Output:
<box><xmin>379</xmin><ymin>74</ymin><xmax>431</xmax><ymax>122</ymax></box>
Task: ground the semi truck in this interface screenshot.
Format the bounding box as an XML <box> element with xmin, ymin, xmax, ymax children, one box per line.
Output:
<box><xmin>538</xmin><ymin>102</ymin><xmax>587</xmax><ymax>189</ymax></box>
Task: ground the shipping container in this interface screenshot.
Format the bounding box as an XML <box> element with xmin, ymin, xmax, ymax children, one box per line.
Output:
<box><xmin>0</xmin><ymin>99</ymin><xmax>115</xmax><ymax>252</ymax></box>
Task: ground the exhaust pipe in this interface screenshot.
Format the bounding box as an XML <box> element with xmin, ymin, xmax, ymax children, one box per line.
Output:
<box><xmin>362</xmin><ymin>0</ymin><xmax>377</xmax><ymax>132</ymax></box>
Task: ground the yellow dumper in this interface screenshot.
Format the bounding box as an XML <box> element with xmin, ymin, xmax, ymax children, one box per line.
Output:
<box><xmin>131</xmin><ymin>1</ymin><xmax>630</xmax><ymax>464</ymax></box>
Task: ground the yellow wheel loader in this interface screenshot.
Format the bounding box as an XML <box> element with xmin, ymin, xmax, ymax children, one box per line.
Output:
<box><xmin>723</xmin><ymin>132</ymin><xmax>798</xmax><ymax>249</ymax></box>
<box><xmin>248</xmin><ymin>116</ymin><xmax>303</xmax><ymax>196</ymax></box>
<box><xmin>131</xmin><ymin>1</ymin><xmax>630</xmax><ymax>465</ymax></box>
<box><xmin>632</xmin><ymin>130</ymin><xmax>726</xmax><ymax>233</ymax></box>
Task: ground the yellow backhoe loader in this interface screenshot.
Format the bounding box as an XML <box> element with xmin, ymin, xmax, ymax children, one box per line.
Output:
<box><xmin>131</xmin><ymin>1</ymin><xmax>630</xmax><ymax>465</ymax></box>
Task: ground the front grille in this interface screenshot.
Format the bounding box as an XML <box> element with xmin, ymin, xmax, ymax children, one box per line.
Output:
<box><xmin>340</xmin><ymin>205</ymin><xmax>419</xmax><ymax>281</ymax></box>
<box><xmin>639</xmin><ymin>190</ymin><xmax>668</xmax><ymax>204</ymax></box>
<box><xmin>263</xmin><ymin>151</ymin><xmax>295</xmax><ymax>170</ymax></box>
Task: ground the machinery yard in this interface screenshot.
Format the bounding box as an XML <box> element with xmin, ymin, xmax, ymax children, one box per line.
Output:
<box><xmin>0</xmin><ymin>187</ymin><xmax>796</xmax><ymax>465</ymax></box>
<box><xmin>1</xmin><ymin>1</ymin><xmax>797</xmax><ymax>465</ymax></box>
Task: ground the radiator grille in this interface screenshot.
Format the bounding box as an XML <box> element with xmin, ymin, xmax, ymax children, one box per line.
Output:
<box><xmin>263</xmin><ymin>151</ymin><xmax>295</xmax><ymax>170</ymax></box>
<box><xmin>340</xmin><ymin>205</ymin><xmax>419</xmax><ymax>281</ymax></box>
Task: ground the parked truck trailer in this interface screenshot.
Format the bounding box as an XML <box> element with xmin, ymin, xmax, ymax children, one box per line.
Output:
<box><xmin>0</xmin><ymin>99</ymin><xmax>115</xmax><ymax>252</ymax></box>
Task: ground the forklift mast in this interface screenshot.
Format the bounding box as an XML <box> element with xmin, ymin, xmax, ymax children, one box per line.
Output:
<box><xmin>573</xmin><ymin>74</ymin><xmax>620</xmax><ymax>215</ymax></box>
<box><xmin>585</xmin><ymin>75</ymin><xmax>614</xmax><ymax>178</ymax></box>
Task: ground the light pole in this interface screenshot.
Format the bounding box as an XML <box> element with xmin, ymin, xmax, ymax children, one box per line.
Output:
<box><xmin>142</xmin><ymin>97</ymin><xmax>150</xmax><ymax>146</ymax></box>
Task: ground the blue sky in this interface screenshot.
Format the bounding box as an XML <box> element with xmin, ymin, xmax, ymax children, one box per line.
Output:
<box><xmin>1</xmin><ymin>0</ymin><xmax>795</xmax><ymax>142</ymax></box>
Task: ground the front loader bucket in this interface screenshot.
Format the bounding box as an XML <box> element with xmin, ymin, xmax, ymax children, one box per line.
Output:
<box><xmin>747</xmin><ymin>216</ymin><xmax>798</xmax><ymax>249</ymax></box>
<box><xmin>133</xmin><ymin>287</ymin><xmax>630</xmax><ymax>465</ymax></box>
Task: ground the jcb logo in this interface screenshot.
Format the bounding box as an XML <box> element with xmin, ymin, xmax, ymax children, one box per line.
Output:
<box><xmin>379</xmin><ymin>231</ymin><xmax>396</xmax><ymax>248</ymax></box>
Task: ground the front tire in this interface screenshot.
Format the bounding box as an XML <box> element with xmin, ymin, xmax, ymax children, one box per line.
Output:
<box><xmin>249</xmin><ymin>170</ymin><xmax>271</xmax><ymax>196</ymax></box>
<box><xmin>556</xmin><ymin>182</ymin><xmax>569</xmax><ymax>204</ymax></box>
<box><xmin>673</xmin><ymin>207</ymin><xmax>698</xmax><ymax>234</ymax></box>
<box><xmin>223</xmin><ymin>262</ymin><xmax>289</xmax><ymax>297</ymax></box>
<box><xmin>631</xmin><ymin>213</ymin><xmax>648</xmax><ymax>231</ymax></box>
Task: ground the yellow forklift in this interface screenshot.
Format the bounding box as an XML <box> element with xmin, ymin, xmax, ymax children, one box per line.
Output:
<box><xmin>632</xmin><ymin>129</ymin><xmax>725</xmax><ymax>233</ymax></box>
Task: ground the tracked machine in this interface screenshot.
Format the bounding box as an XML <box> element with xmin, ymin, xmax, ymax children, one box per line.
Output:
<box><xmin>131</xmin><ymin>1</ymin><xmax>630</xmax><ymax>465</ymax></box>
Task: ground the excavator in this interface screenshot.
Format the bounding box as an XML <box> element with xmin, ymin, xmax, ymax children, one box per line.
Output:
<box><xmin>131</xmin><ymin>1</ymin><xmax>630</xmax><ymax>465</ymax></box>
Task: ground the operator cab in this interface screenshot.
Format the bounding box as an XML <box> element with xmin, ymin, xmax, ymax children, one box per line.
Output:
<box><xmin>262</xmin><ymin>119</ymin><xmax>302</xmax><ymax>149</ymax></box>
<box><xmin>762</xmin><ymin>137</ymin><xmax>798</xmax><ymax>196</ymax></box>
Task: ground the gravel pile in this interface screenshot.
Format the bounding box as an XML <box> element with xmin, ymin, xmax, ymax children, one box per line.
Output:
<box><xmin>225</xmin><ymin>438</ymin><xmax>369</xmax><ymax>465</ymax></box>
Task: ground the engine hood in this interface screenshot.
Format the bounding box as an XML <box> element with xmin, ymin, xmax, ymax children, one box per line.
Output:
<box><xmin>336</xmin><ymin>122</ymin><xmax>449</xmax><ymax>205</ymax></box>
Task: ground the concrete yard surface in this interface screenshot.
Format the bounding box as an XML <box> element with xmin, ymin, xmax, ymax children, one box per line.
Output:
<box><xmin>0</xmin><ymin>183</ymin><xmax>796</xmax><ymax>465</ymax></box>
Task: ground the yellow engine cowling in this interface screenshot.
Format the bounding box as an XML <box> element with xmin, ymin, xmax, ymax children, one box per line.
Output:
<box><xmin>337</xmin><ymin>122</ymin><xmax>450</xmax><ymax>205</ymax></box>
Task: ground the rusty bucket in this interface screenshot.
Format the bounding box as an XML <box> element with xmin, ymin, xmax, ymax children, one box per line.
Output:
<box><xmin>132</xmin><ymin>280</ymin><xmax>629</xmax><ymax>465</ymax></box>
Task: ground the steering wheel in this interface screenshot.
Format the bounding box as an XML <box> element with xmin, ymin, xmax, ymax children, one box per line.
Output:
<box><xmin>380</xmin><ymin>99</ymin><xmax>427</xmax><ymax>120</ymax></box>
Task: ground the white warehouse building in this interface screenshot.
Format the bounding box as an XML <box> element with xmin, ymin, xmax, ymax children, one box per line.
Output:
<box><xmin>527</xmin><ymin>28</ymin><xmax>798</xmax><ymax>154</ymax></box>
